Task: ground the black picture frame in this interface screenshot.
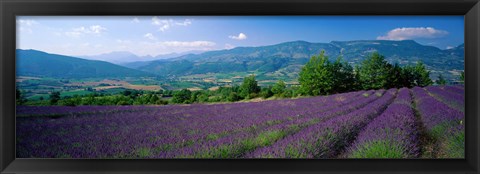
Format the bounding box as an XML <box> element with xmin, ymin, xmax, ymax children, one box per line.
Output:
<box><xmin>1</xmin><ymin>0</ymin><xmax>479</xmax><ymax>173</ymax></box>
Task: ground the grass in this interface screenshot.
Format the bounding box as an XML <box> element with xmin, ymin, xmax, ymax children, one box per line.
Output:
<box><xmin>255</xmin><ymin>130</ymin><xmax>287</xmax><ymax>146</ymax></box>
<box><xmin>60</xmin><ymin>90</ymin><xmax>93</xmax><ymax>98</ymax></box>
<box><xmin>349</xmin><ymin>140</ymin><xmax>407</xmax><ymax>158</ymax></box>
<box><xmin>441</xmin><ymin>131</ymin><xmax>465</xmax><ymax>158</ymax></box>
<box><xmin>27</xmin><ymin>94</ymin><xmax>50</xmax><ymax>100</ymax></box>
<box><xmin>137</xmin><ymin>147</ymin><xmax>151</xmax><ymax>158</ymax></box>
<box><xmin>153</xmin><ymin>144</ymin><xmax>173</xmax><ymax>153</ymax></box>
<box><xmin>195</xmin><ymin>130</ymin><xmax>288</xmax><ymax>158</ymax></box>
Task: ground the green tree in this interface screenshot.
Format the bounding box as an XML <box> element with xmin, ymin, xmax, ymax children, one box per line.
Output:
<box><xmin>150</xmin><ymin>94</ymin><xmax>160</xmax><ymax>104</ymax></box>
<box><xmin>298</xmin><ymin>50</ymin><xmax>333</xmax><ymax>96</ymax></box>
<box><xmin>239</xmin><ymin>75</ymin><xmax>261</xmax><ymax>99</ymax></box>
<box><xmin>59</xmin><ymin>98</ymin><xmax>77</xmax><ymax>106</ymax></box>
<box><xmin>227</xmin><ymin>92</ymin><xmax>241</xmax><ymax>102</ymax></box>
<box><xmin>400</xmin><ymin>65</ymin><xmax>416</xmax><ymax>88</ymax></box>
<box><xmin>460</xmin><ymin>71</ymin><xmax>465</xmax><ymax>82</ymax></box>
<box><xmin>16</xmin><ymin>89</ymin><xmax>25</xmax><ymax>105</ymax></box>
<box><xmin>357</xmin><ymin>52</ymin><xmax>390</xmax><ymax>90</ymax></box>
<box><xmin>412</xmin><ymin>61</ymin><xmax>433</xmax><ymax>87</ymax></box>
<box><xmin>386</xmin><ymin>63</ymin><xmax>406</xmax><ymax>88</ymax></box>
<box><xmin>436</xmin><ymin>74</ymin><xmax>447</xmax><ymax>85</ymax></box>
<box><xmin>49</xmin><ymin>91</ymin><xmax>61</xmax><ymax>105</ymax></box>
<box><xmin>260</xmin><ymin>86</ymin><xmax>274</xmax><ymax>99</ymax></box>
<box><xmin>172</xmin><ymin>89</ymin><xmax>192</xmax><ymax>104</ymax></box>
<box><xmin>330</xmin><ymin>56</ymin><xmax>356</xmax><ymax>93</ymax></box>
<box><xmin>16</xmin><ymin>89</ymin><xmax>21</xmax><ymax>104</ymax></box>
<box><xmin>271</xmin><ymin>80</ymin><xmax>286</xmax><ymax>96</ymax></box>
<box><xmin>123</xmin><ymin>90</ymin><xmax>132</xmax><ymax>96</ymax></box>
<box><xmin>197</xmin><ymin>93</ymin><xmax>210</xmax><ymax>103</ymax></box>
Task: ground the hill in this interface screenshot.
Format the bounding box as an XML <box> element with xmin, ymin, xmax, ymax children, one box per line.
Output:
<box><xmin>133</xmin><ymin>40</ymin><xmax>464</xmax><ymax>80</ymax></box>
<box><xmin>16</xmin><ymin>49</ymin><xmax>155</xmax><ymax>79</ymax></box>
<box><xmin>82</xmin><ymin>50</ymin><xmax>205</xmax><ymax>65</ymax></box>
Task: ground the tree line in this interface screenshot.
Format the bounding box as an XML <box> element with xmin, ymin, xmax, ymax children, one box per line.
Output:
<box><xmin>17</xmin><ymin>51</ymin><xmax>463</xmax><ymax>106</ymax></box>
<box><xmin>298</xmin><ymin>51</ymin><xmax>435</xmax><ymax>95</ymax></box>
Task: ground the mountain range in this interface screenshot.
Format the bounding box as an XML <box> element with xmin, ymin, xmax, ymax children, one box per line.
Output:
<box><xmin>128</xmin><ymin>40</ymin><xmax>464</xmax><ymax>79</ymax></box>
<box><xmin>80</xmin><ymin>50</ymin><xmax>204</xmax><ymax>65</ymax></box>
<box><xmin>16</xmin><ymin>49</ymin><xmax>154</xmax><ymax>79</ymax></box>
<box><xmin>16</xmin><ymin>40</ymin><xmax>464</xmax><ymax>80</ymax></box>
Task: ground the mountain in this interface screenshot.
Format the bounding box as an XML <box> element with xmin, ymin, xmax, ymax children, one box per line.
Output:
<box><xmin>133</xmin><ymin>40</ymin><xmax>464</xmax><ymax>80</ymax></box>
<box><xmin>81</xmin><ymin>51</ymin><xmax>147</xmax><ymax>64</ymax></box>
<box><xmin>81</xmin><ymin>50</ymin><xmax>204</xmax><ymax>65</ymax></box>
<box><xmin>16</xmin><ymin>49</ymin><xmax>154</xmax><ymax>79</ymax></box>
<box><xmin>445</xmin><ymin>43</ymin><xmax>464</xmax><ymax>58</ymax></box>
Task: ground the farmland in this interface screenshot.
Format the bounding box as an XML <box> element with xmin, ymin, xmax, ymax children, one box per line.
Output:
<box><xmin>16</xmin><ymin>85</ymin><xmax>464</xmax><ymax>158</ymax></box>
<box><xmin>16</xmin><ymin>77</ymin><xmax>162</xmax><ymax>101</ymax></box>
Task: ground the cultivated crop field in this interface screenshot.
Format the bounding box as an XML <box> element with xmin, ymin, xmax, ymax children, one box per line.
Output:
<box><xmin>16</xmin><ymin>85</ymin><xmax>465</xmax><ymax>158</ymax></box>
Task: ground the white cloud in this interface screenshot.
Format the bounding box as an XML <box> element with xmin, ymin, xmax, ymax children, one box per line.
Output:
<box><xmin>175</xmin><ymin>19</ymin><xmax>192</xmax><ymax>26</ymax></box>
<box><xmin>65</xmin><ymin>31</ymin><xmax>82</xmax><ymax>38</ymax></box>
<box><xmin>89</xmin><ymin>25</ymin><xmax>107</xmax><ymax>34</ymax></box>
<box><xmin>132</xmin><ymin>17</ymin><xmax>140</xmax><ymax>23</ymax></box>
<box><xmin>224</xmin><ymin>44</ymin><xmax>235</xmax><ymax>49</ymax></box>
<box><xmin>17</xmin><ymin>19</ymin><xmax>38</xmax><ymax>34</ymax></box>
<box><xmin>446</xmin><ymin>46</ymin><xmax>454</xmax><ymax>49</ymax></box>
<box><xmin>116</xmin><ymin>39</ymin><xmax>132</xmax><ymax>44</ymax></box>
<box><xmin>229</xmin><ymin>33</ymin><xmax>247</xmax><ymax>40</ymax></box>
<box><xmin>17</xmin><ymin>19</ymin><xmax>38</xmax><ymax>26</ymax></box>
<box><xmin>377</xmin><ymin>27</ymin><xmax>448</xmax><ymax>40</ymax></box>
<box><xmin>131</xmin><ymin>40</ymin><xmax>216</xmax><ymax>56</ymax></box>
<box><xmin>65</xmin><ymin>25</ymin><xmax>107</xmax><ymax>38</ymax></box>
<box><xmin>151</xmin><ymin>17</ymin><xmax>192</xmax><ymax>32</ymax></box>
<box><xmin>143</xmin><ymin>33</ymin><xmax>157</xmax><ymax>40</ymax></box>
<box><xmin>159</xmin><ymin>41</ymin><xmax>216</xmax><ymax>47</ymax></box>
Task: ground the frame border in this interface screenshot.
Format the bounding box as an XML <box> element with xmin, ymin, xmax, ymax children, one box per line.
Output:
<box><xmin>1</xmin><ymin>0</ymin><xmax>479</xmax><ymax>173</ymax></box>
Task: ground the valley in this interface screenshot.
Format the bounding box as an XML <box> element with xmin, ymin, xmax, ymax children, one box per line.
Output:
<box><xmin>16</xmin><ymin>40</ymin><xmax>465</xmax><ymax>103</ymax></box>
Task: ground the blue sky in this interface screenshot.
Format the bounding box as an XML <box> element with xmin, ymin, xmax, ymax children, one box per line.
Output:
<box><xmin>17</xmin><ymin>16</ymin><xmax>464</xmax><ymax>57</ymax></box>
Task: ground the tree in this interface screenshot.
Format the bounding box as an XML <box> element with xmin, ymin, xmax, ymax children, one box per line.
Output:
<box><xmin>436</xmin><ymin>74</ymin><xmax>447</xmax><ymax>85</ymax></box>
<box><xmin>260</xmin><ymin>87</ymin><xmax>274</xmax><ymax>99</ymax></box>
<box><xmin>172</xmin><ymin>89</ymin><xmax>192</xmax><ymax>104</ymax></box>
<box><xmin>330</xmin><ymin>56</ymin><xmax>356</xmax><ymax>93</ymax></box>
<box><xmin>227</xmin><ymin>92</ymin><xmax>241</xmax><ymax>102</ymax></box>
<box><xmin>49</xmin><ymin>91</ymin><xmax>61</xmax><ymax>105</ymax></box>
<box><xmin>400</xmin><ymin>65</ymin><xmax>416</xmax><ymax>88</ymax></box>
<box><xmin>149</xmin><ymin>94</ymin><xmax>160</xmax><ymax>104</ymax></box>
<box><xmin>271</xmin><ymin>80</ymin><xmax>286</xmax><ymax>96</ymax></box>
<box><xmin>197</xmin><ymin>93</ymin><xmax>210</xmax><ymax>103</ymax></box>
<box><xmin>123</xmin><ymin>90</ymin><xmax>132</xmax><ymax>96</ymax></box>
<box><xmin>412</xmin><ymin>61</ymin><xmax>433</xmax><ymax>87</ymax></box>
<box><xmin>384</xmin><ymin>63</ymin><xmax>400</xmax><ymax>88</ymax></box>
<box><xmin>460</xmin><ymin>71</ymin><xmax>465</xmax><ymax>82</ymax></box>
<box><xmin>239</xmin><ymin>75</ymin><xmax>261</xmax><ymax>98</ymax></box>
<box><xmin>16</xmin><ymin>89</ymin><xmax>27</xmax><ymax>105</ymax></box>
<box><xmin>298</xmin><ymin>50</ymin><xmax>333</xmax><ymax>96</ymax></box>
<box><xmin>59</xmin><ymin>98</ymin><xmax>77</xmax><ymax>106</ymax></box>
<box><xmin>357</xmin><ymin>52</ymin><xmax>390</xmax><ymax>90</ymax></box>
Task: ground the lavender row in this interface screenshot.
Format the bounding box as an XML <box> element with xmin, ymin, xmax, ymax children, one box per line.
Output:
<box><xmin>443</xmin><ymin>85</ymin><xmax>464</xmax><ymax>95</ymax></box>
<box><xmin>144</xmin><ymin>91</ymin><xmax>366</xmax><ymax>153</ymax></box>
<box><xmin>412</xmin><ymin>87</ymin><xmax>464</xmax><ymax>130</ymax></box>
<box><xmin>16</xmin><ymin>105</ymin><xmax>159</xmax><ymax>116</ymax></box>
<box><xmin>246</xmin><ymin>88</ymin><xmax>397</xmax><ymax>158</ymax></box>
<box><xmin>425</xmin><ymin>86</ymin><xmax>464</xmax><ymax>112</ymax></box>
<box><xmin>411</xmin><ymin>87</ymin><xmax>464</xmax><ymax>158</ymax></box>
<box><xmin>161</xmin><ymin>90</ymin><xmax>382</xmax><ymax>158</ymax></box>
<box><xmin>346</xmin><ymin>88</ymin><xmax>420</xmax><ymax>158</ymax></box>
<box><xmin>16</xmin><ymin>91</ymin><xmax>363</xmax><ymax>158</ymax></box>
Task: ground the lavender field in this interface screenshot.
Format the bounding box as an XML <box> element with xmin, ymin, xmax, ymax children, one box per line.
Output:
<box><xmin>16</xmin><ymin>85</ymin><xmax>465</xmax><ymax>159</ymax></box>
